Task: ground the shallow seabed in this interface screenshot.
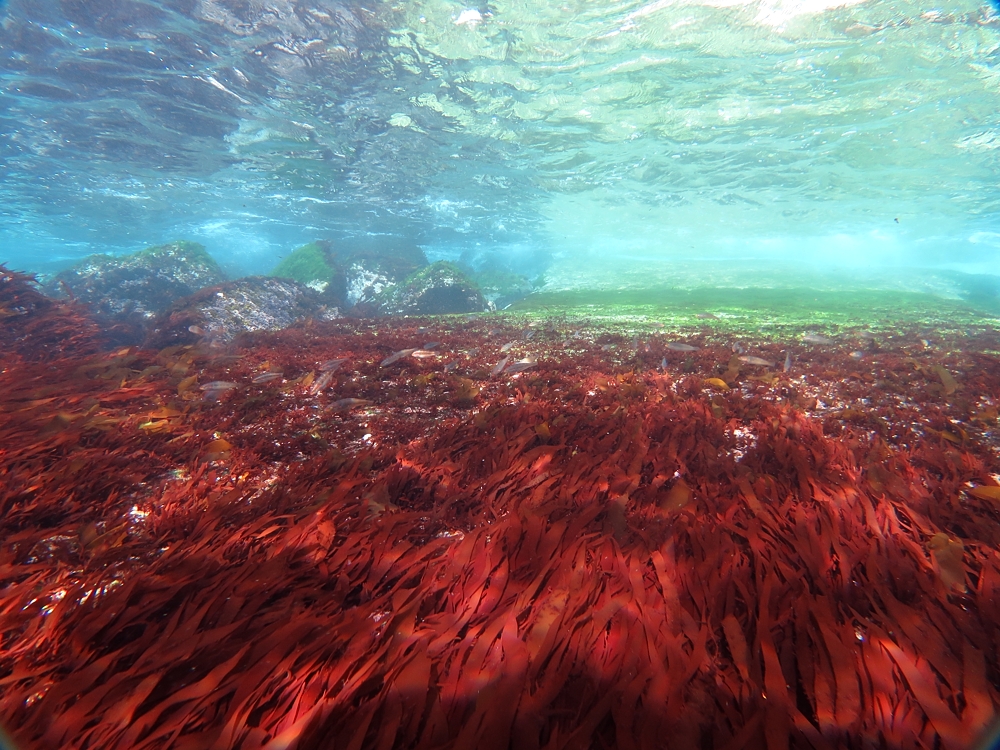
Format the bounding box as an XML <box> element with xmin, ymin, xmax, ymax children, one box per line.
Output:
<box><xmin>2</xmin><ymin>269</ymin><xmax>1000</xmax><ymax>750</ymax></box>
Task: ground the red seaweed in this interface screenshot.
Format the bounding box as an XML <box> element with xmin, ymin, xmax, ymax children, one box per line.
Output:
<box><xmin>1</xmin><ymin>273</ymin><xmax>999</xmax><ymax>749</ymax></box>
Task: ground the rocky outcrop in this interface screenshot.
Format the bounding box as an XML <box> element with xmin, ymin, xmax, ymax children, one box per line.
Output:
<box><xmin>474</xmin><ymin>271</ymin><xmax>535</xmax><ymax>310</ymax></box>
<box><xmin>46</xmin><ymin>241</ymin><xmax>226</xmax><ymax>322</ymax></box>
<box><xmin>146</xmin><ymin>277</ymin><xmax>339</xmax><ymax>349</ymax></box>
<box><xmin>372</xmin><ymin>262</ymin><xmax>487</xmax><ymax>316</ymax></box>
<box><xmin>269</xmin><ymin>239</ymin><xmax>426</xmax><ymax>313</ymax></box>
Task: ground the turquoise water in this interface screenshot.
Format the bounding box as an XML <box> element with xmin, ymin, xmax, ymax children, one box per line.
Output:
<box><xmin>2</xmin><ymin>0</ymin><xmax>1000</xmax><ymax>295</ymax></box>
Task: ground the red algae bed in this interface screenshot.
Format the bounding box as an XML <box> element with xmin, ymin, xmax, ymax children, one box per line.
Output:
<box><xmin>2</xmin><ymin>267</ymin><xmax>1000</xmax><ymax>750</ymax></box>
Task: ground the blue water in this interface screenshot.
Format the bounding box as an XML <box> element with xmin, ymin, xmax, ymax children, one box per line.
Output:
<box><xmin>2</xmin><ymin>0</ymin><xmax>1000</xmax><ymax>293</ymax></box>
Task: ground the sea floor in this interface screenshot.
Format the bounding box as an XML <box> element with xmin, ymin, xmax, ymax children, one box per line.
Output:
<box><xmin>2</xmin><ymin>269</ymin><xmax>1000</xmax><ymax>749</ymax></box>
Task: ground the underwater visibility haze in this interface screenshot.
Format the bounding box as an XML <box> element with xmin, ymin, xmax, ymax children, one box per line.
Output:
<box><xmin>3</xmin><ymin>0</ymin><xmax>1000</xmax><ymax>294</ymax></box>
<box><xmin>7</xmin><ymin>1</ymin><xmax>1000</xmax><ymax>750</ymax></box>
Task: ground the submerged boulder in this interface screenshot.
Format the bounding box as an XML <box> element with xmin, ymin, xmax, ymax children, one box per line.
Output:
<box><xmin>269</xmin><ymin>239</ymin><xmax>427</xmax><ymax>312</ymax></box>
<box><xmin>473</xmin><ymin>270</ymin><xmax>535</xmax><ymax>310</ymax></box>
<box><xmin>373</xmin><ymin>261</ymin><xmax>487</xmax><ymax>316</ymax></box>
<box><xmin>47</xmin><ymin>241</ymin><xmax>226</xmax><ymax>321</ymax></box>
<box><xmin>270</xmin><ymin>241</ymin><xmax>347</xmax><ymax>306</ymax></box>
<box><xmin>146</xmin><ymin>276</ymin><xmax>339</xmax><ymax>349</ymax></box>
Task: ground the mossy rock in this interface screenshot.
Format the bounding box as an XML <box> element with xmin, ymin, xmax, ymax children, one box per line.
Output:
<box><xmin>47</xmin><ymin>240</ymin><xmax>226</xmax><ymax>321</ymax></box>
<box><xmin>271</xmin><ymin>242</ymin><xmax>336</xmax><ymax>290</ymax></box>
<box><xmin>373</xmin><ymin>261</ymin><xmax>487</xmax><ymax>316</ymax></box>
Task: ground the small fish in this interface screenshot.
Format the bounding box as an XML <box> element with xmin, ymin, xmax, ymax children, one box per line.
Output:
<box><xmin>188</xmin><ymin>325</ymin><xmax>207</xmax><ymax>336</ymax></box>
<box><xmin>601</xmin><ymin>344</ymin><xmax>614</xmax><ymax>352</ymax></box>
<box><xmin>704</xmin><ymin>377</ymin><xmax>730</xmax><ymax>391</ymax></box>
<box><xmin>329</xmin><ymin>398</ymin><xmax>372</xmax><ymax>411</ymax></box>
<box><xmin>849</xmin><ymin>351</ymin><xmax>865</xmax><ymax>360</ymax></box>
<box><xmin>524</xmin><ymin>330</ymin><xmax>536</xmax><ymax>340</ymax></box>
<box><xmin>660</xmin><ymin>357</ymin><xmax>668</xmax><ymax>371</ymax></box>
<box><xmin>201</xmin><ymin>381</ymin><xmax>238</xmax><ymax>401</ymax></box>
<box><xmin>380</xmin><ymin>348</ymin><xmax>417</xmax><ymax>367</ymax></box>
<box><xmin>696</xmin><ymin>313</ymin><xmax>719</xmax><ymax>320</ymax></box>
<box><xmin>505</xmin><ymin>357</ymin><xmax>537</xmax><ymax>374</ymax></box>
<box><xmin>319</xmin><ymin>358</ymin><xmax>347</xmax><ymax>372</ymax></box>
<box><xmin>732</xmin><ymin>343</ymin><xmax>745</xmax><ymax>355</ymax></box>
<box><xmin>783</xmin><ymin>351</ymin><xmax>792</xmax><ymax>372</ymax></box>
<box><xmin>200</xmin><ymin>381</ymin><xmax>238</xmax><ymax>391</ymax></box>
<box><xmin>410</xmin><ymin>350</ymin><xmax>437</xmax><ymax>359</ymax></box>
<box><xmin>667</xmin><ymin>342</ymin><xmax>699</xmax><ymax>352</ymax></box>
<box><xmin>443</xmin><ymin>361</ymin><xmax>458</xmax><ymax>373</ymax></box>
<box><xmin>500</xmin><ymin>341</ymin><xmax>516</xmax><ymax>353</ymax></box>
<box><xmin>859</xmin><ymin>331</ymin><xmax>877</xmax><ymax>340</ymax></box>
<box><xmin>466</xmin><ymin>348</ymin><xmax>480</xmax><ymax>357</ymax></box>
<box><xmin>309</xmin><ymin>370</ymin><xmax>335</xmax><ymax>395</ymax></box>
<box><xmin>802</xmin><ymin>333</ymin><xmax>833</xmax><ymax>345</ymax></box>
<box><xmin>422</xmin><ymin>341</ymin><xmax>441</xmax><ymax>350</ymax></box>
<box><xmin>739</xmin><ymin>356</ymin><xmax>774</xmax><ymax>367</ymax></box>
<box><xmin>252</xmin><ymin>372</ymin><xmax>283</xmax><ymax>384</ymax></box>
<box><xmin>491</xmin><ymin>356</ymin><xmax>510</xmax><ymax>377</ymax></box>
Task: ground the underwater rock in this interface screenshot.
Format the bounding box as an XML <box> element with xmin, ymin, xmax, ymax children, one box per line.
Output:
<box><xmin>270</xmin><ymin>239</ymin><xmax>426</xmax><ymax>312</ymax></box>
<box><xmin>146</xmin><ymin>276</ymin><xmax>339</xmax><ymax>348</ymax></box>
<box><xmin>270</xmin><ymin>241</ymin><xmax>347</xmax><ymax>308</ymax></box>
<box><xmin>342</xmin><ymin>244</ymin><xmax>427</xmax><ymax>311</ymax></box>
<box><xmin>46</xmin><ymin>241</ymin><xmax>226</xmax><ymax>323</ymax></box>
<box><xmin>373</xmin><ymin>261</ymin><xmax>487</xmax><ymax>316</ymax></box>
<box><xmin>473</xmin><ymin>270</ymin><xmax>535</xmax><ymax>310</ymax></box>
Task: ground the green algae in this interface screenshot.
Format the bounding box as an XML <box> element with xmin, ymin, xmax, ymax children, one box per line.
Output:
<box><xmin>505</xmin><ymin>286</ymin><xmax>1000</xmax><ymax>340</ymax></box>
<box><xmin>271</xmin><ymin>242</ymin><xmax>334</xmax><ymax>289</ymax></box>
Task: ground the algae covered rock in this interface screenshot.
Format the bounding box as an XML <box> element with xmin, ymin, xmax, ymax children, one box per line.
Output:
<box><xmin>271</xmin><ymin>241</ymin><xmax>344</xmax><ymax>299</ymax></box>
<box><xmin>47</xmin><ymin>241</ymin><xmax>225</xmax><ymax>320</ymax></box>
<box><xmin>269</xmin><ymin>239</ymin><xmax>426</xmax><ymax>311</ymax></box>
<box><xmin>344</xmin><ymin>247</ymin><xmax>426</xmax><ymax>310</ymax></box>
<box><xmin>373</xmin><ymin>261</ymin><xmax>487</xmax><ymax>316</ymax></box>
<box><xmin>473</xmin><ymin>270</ymin><xmax>535</xmax><ymax>310</ymax></box>
<box><xmin>146</xmin><ymin>276</ymin><xmax>339</xmax><ymax>348</ymax></box>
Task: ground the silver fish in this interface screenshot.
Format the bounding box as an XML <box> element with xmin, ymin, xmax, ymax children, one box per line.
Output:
<box><xmin>660</xmin><ymin>357</ymin><xmax>668</xmax><ymax>371</ymax></box>
<box><xmin>422</xmin><ymin>341</ymin><xmax>441</xmax><ymax>350</ymax></box>
<box><xmin>380</xmin><ymin>348</ymin><xmax>417</xmax><ymax>367</ymax></box>
<box><xmin>739</xmin><ymin>356</ymin><xmax>774</xmax><ymax>367</ymax></box>
<box><xmin>309</xmin><ymin>370</ymin><xmax>334</xmax><ymax>395</ymax></box>
<box><xmin>849</xmin><ymin>351</ymin><xmax>865</xmax><ymax>360</ymax></box>
<box><xmin>505</xmin><ymin>357</ymin><xmax>537</xmax><ymax>374</ymax></box>
<box><xmin>783</xmin><ymin>351</ymin><xmax>792</xmax><ymax>373</ymax></box>
<box><xmin>329</xmin><ymin>398</ymin><xmax>372</xmax><ymax>411</ymax></box>
<box><xmin>252</xmin><ymin>372</ymin><xmax>283</xmax><ymax>384</ymax></box>
<box><xmin>410</xmin><ymin>350</ymin><xmax>437</xmax><ymax>359</ymax></box>
<box><xmin>802</xmin><ymin>333</ymin><xmax>833</xmax><ymax>345</ymax></box>
<box><xmin>500</xmin><ymin>341</ymin><xmax>516</xmax><ymax>353</ymax></box>
<box><xmin>319</xmin><ymin>358</ymin><xmax>347</xmax><ymax>372</ymax></box>
<box><xmin>491</xmin><ymin>356</ymin><xmax>509</xmax><ymax>377</ymax></box>
<box><xmin>200</xmin><ymin>381</ymin><xmax>238</xmax><ymax>391</ymax></box>
<box><xmin>667</xmin><ymin>342</ymin><xmax>699</xmax><ymax>352</ymax></box>
<box><xmin>443</xmin><ymin>362</ymin><xmax>458</xmax><ymax>373</ymax></box>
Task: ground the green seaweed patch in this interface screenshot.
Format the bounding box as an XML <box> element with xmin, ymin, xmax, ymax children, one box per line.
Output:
<box><xmin>507</xmin><ymin>285</ymin><xmax>1000</xmax><ymax>338</ymax></box>
<box><xmin>404</xmin><ymin>261</ymin><xmax>476</xmax><ymax>289</ymax></box>
<box><xmin>271</xmin><ymin>243</ymin><xmax>335</xmax><ymax>288</ymax></box>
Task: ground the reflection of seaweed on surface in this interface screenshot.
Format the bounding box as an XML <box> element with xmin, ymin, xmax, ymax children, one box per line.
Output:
<box><xmin>1</xmin><ymin>267</ymin><xmax>1000</xmax><ymax>749</ymax></box>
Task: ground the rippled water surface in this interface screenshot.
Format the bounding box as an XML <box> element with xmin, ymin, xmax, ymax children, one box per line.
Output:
<box><xmin>2</xmin><ymin>0</ymin><xmax>1000</xmax><ymax>289</ymax></box>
